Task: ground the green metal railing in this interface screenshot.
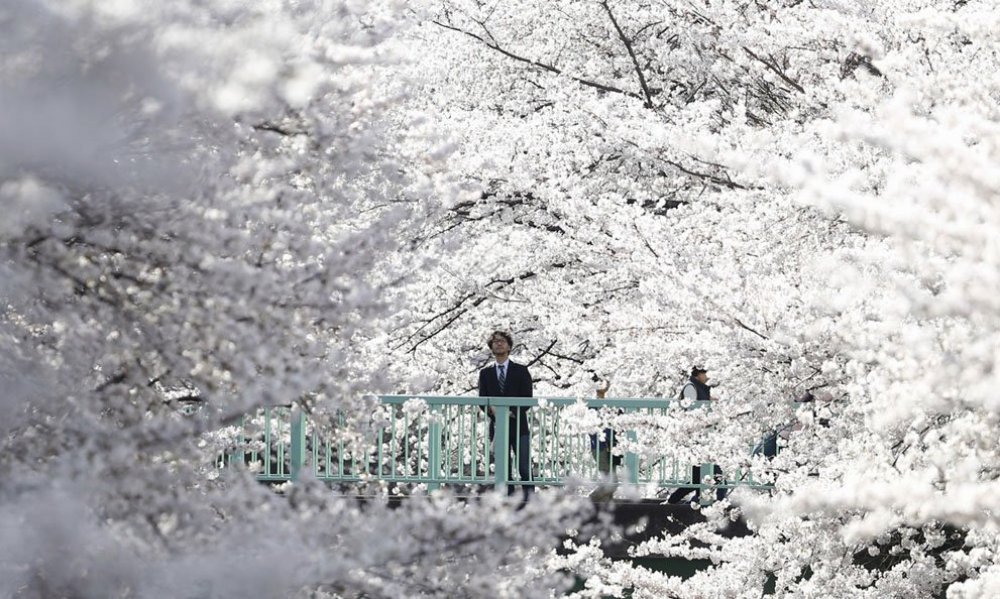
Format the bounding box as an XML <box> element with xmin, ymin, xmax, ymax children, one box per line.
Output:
<box><xmin>225</xmin><ymin>396</ymin><xmax>772</xmax><ymax>498</ymax></box>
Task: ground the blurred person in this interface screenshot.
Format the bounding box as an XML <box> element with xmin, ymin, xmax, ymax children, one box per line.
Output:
<box><xmin>668</xmin><ymin>367</ymin><xmax>726</xmax><ymax>505</ymax></box>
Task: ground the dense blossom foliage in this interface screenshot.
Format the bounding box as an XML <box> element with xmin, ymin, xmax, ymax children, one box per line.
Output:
<box><xmin>0</xmin><ymin>1</ymin><xmax>586</xmax><ymax>597</ymax></box>
<box><xmin>397</xmin><ymin>0</ymin><xmax>1000</xmax><ymax>596</ymax></box>
<box><xmin>2</xmin><ymin>0</ymin><xmax>998</xmax><ymax>597</ymax></box>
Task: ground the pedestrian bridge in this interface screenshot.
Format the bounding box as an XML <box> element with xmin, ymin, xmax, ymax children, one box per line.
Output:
<box><xmin>223</xmin><ymin>395</ymin><xmax>772</xmax><ymax>499</ymax></box>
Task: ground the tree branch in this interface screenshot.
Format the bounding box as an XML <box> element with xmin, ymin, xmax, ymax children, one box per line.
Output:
<box><xmin>742</xmin><ymin>47</ymin><xmax>805</xmax><ymax>94</ymax></box>
<box><xmin>525</xmin><ymin>338</ymin><xmax>559</xmax><ymax>368</ymax></box>
<box><xmin>733</xmin><ymin>316</ymin><xmax>769</xmax><ymax>340</ymax></box>
<box><xmin>600</xmin><ymin>1</ymin><xmax>655</xmax><ymax>108</ymax></box>
<box><xmin>661</xmin><ymin>157</ymin><xmax>750</xmax><ymax>190</ymax></box>
<box><xmin>432</xmin><ymin>19</ymin><xmax>644</xmax><ymax>102</ymax></box>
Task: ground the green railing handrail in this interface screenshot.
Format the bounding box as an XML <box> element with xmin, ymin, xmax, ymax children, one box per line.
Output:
<box><xmin>227</xmin><ymin>395</ymin><xmax>768</xmax><ymax>502</ymax></box>
<box><xmin>378</xmin><ymin>395</ymin><xmax>710</xmax><ymax>409</ymax></box>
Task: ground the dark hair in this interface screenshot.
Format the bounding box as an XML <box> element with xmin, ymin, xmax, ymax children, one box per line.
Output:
<box><xmin>691</xmin><ymin>367</ymin><xmax>707</xmax><ymax>377</ymax></box>
<box><xmin>487</xmin><ymin>330</ymin><xmax>513</xmax><ymax>349</ymax></box>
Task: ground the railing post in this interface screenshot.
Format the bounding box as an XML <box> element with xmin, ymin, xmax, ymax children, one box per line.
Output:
<box><xmin>625</xmin><ymin>427</ymin><xmax>639</xmax><ymax>485</ymax></box>
<box><xmin>290</xmin><ymin>406</ymin><xmax>306</xmax><ymax>482</ymax></box>
<box><xmin>227</xmin><ymin>415</ymin><xmax>245</xmax><ymax>471</ymax></box>
<box><xmin>699</xmin><ymin>461</ymin><xmax>715</xmax><ymax>506</ymax></box>
<box><xmin>494</xmin><ymin>403</ymin><xmax>509</xmax><ymax>492</ymax></box>
<box><xmin>428</xmin><ymin>405</ymin><xmax>442</xmax><ymax>491</ymax></box>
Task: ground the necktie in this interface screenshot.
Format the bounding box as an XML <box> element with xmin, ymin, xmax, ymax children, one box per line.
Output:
<box><xmin>498</xmin><ymin>364</ymin><xmax>506</xmax><ymax>393</ymax></box>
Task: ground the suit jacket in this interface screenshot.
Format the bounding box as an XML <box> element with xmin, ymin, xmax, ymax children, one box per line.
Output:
<box><xmin>479</xmin><ymin>361</ymin><xmax>532</xmax><ymax>435</ymax></box>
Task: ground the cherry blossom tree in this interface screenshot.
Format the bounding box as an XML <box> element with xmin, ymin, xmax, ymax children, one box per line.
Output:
<box><xmin>392</xmin><ymin>0</ymin><xmax>1000</xmax><ymax>596</ymax></box>
<box><xmin>0</xmin><ymin>1</ymin><xmax>592</xmax><ymax>597</ymax></box>
<box><xmin>4</xmin><ymin>0</ymin><xmax>998</xmax><ymax>596</ymax></box>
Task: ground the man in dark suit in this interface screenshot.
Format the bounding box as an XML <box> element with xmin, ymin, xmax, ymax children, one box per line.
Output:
<box><xmin>479</xmin><ymin>330</ymin><xmax>534</xmax><ymax>501</ymax></box>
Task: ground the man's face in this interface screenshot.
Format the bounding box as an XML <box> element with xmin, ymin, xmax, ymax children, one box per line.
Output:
<box><xmin>490</xmin><ymin>336</ymin><xmax>510</xmax><ymax>355</ymax></box>
<box><xmin>696</xmin><ymin>372</ymin><xmax>709</xmax><ymax>384</ymax></box>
